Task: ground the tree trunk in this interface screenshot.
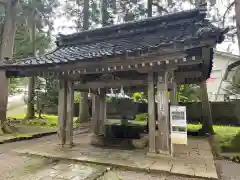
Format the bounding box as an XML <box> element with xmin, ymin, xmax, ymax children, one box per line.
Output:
<box><xmin>25</xmin><ymin>10</ymin><xmax>36</xmax><ymax>119</ymax></box>
<box><xmin>0</xmin><ymin>0</ymin><xmax>18</xmax><ymax>134</ymax></box>
<box><xmin>235</xmin><ymin>0</ymin><xmax>240</xmax><ymax>54</ymax></box>
<box><xmin>147</xmin><ymin>0</ymin><xmax>153</xmax><ymax>17</ymax></box>
<box><xmin>102</xmin><ymin>0</ymin><xmax>108</xmax><ymax>26</ymax></box>
<box><xmin>83</xmin><ymin>0</ymin><xmax>89</xmax><ymax>30</ymax></box>
<box><xmin>78</xmin><ymin>0</ymin><xmax>90</xmax><ymax>123</ymax></box>
<box><xmin>199</xmin><ymin>81</ymin><xmax>214</xmax><ymax>135</ymax></box>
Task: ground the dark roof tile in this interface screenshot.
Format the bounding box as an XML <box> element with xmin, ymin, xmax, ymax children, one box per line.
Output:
<box><xmin>0</xmin><ymin>6</ymin><xmax>227</xmax><ymax>69</ymax></box>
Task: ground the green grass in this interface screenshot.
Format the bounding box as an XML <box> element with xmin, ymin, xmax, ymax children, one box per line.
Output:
<box><xmin>188</xmin><ymin>124</ymin><xmax>240</xmax><ymax>152</ymax></box>
<box><xmin>8</xmin><ymin>113</ymin><xmax>78</xmax><ymax>128</ymax></box>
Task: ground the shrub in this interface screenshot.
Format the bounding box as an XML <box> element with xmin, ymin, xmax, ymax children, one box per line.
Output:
<box><xmin>230</xmin><ymin>132</ymin><xmax>240</xmax><ymax>152</ymax></box>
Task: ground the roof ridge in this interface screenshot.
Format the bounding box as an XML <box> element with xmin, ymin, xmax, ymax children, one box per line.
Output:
<box><xmin>57</xmin><ymin>7</ymin><xmax>207</xmax><ymax>47</ymax></box>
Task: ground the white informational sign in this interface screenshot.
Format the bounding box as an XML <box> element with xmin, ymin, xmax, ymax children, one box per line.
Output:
<box><xmin>170</xmin><ymin>106</ymin><xmax>187</xmax><ymax>145</ymax></box>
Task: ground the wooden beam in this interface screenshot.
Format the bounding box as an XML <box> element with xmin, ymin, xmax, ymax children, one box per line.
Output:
<box><xmin>74</xmin><ymin>79</ymin><xmax>148</xmax><ymax>89</ymax></box>
<box><xmin>175</xmin><ymin>71</ymin><xmax>202</xmax><ymax>78</ymax></box>
<box><xmin>65</xmin><ymin>80</ymin><xmax>74</xmax><ymax>147</ymax></box>
<box><xmin>148</xmin><ymin>72</ymin><xmax>156</xmax><ymax>153</ymax></box>
<box><xmin>73</xmin><ymin>70</ymin><xmax>202</xmax><ymax>90</ymax></box>
<box><xmin>8</xmin><ymin>55</ymin><xmax>203</xmax><ymax>79</ymax></box>
<box><xmin>57</xmin><ymin>79</ymin><xmax>67</xmax><ymax>146</ymax></box>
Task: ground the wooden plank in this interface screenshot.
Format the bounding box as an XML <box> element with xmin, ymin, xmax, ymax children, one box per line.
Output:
<box><xmin>65</xmin><ymin>80</ymin><xmax>74</xmax><ymax>147</ymax></box>
<box><xmin>57</xmin><ymin>79</ymin><xmax>67</xmax><ymax>146</ymax></box>
<box><xmin>148</xmin><ymin>72</ymin><xmax>156</xmax><ymax>153</ymax></box>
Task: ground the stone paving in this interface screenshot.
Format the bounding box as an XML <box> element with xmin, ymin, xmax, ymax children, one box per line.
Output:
<box><xmin>0</xmin><ymin>132</ymin><xmax>240</xmax><ymax>180</ymax></box>
<box><xmin>14</xmin><ymin>133</ymin><xmax>218</xmax><ymax>179</ymax></box>
<box><xmin>18</xmin><ymin>161</ymin><xmax>108</xmax><ymax>180</ymax></box>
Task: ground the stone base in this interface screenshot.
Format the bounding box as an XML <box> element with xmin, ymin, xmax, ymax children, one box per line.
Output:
<box><xmin>57</xmin><ymin>142</ymin><xmax>75</xmax><ymax>148</ymax></box>
<box><xmin>90</xmin><ymin>134</ymin><xmax>105</xmax><ymax>147</ymax></box>
<box><xmin>147</xmin><ymin>151</ymin><xmax>172</xmax><ymax>158</ymax></box>
<box><xmin>63</xmin><ymin>143</ymin><xmax>74</xmax><ymax>148</ymax></box>
<box><xmin>132</xmin><ymin>135</ymin><xmax>148</xmax><ymax>149</ymax></box>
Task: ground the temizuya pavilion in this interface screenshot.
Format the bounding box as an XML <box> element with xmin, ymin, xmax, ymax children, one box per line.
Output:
<box><xmin>0</xmin><ymin>6</ymin><xmax>226</xmax><ymax>155</ymax></box>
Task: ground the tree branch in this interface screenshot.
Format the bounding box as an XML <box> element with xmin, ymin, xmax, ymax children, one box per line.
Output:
<box><xmin>152</xmin><ymin>2</ymin><xmax>168</xmax><ymax>14</ymax></box>
<box><xmin>222</xmin><ymin>1</ymin><xmax>235</xmax><ymax>28</ymax></box>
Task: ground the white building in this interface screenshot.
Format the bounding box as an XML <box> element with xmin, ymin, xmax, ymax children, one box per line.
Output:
<box><xmin>207</xmin><ymin>51</ymin><xmax>240</xmax><ymax>102</ymax></box>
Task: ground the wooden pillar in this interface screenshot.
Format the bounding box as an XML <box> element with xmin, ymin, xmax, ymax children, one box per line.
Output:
<box><xmin>99</xmin><ymin>88</ymin><xmax>106</xmax><ymax>135</ymax></box>
<box><xmin>58</xmin><ymin>79</ymin><xmax>67</xmax><ymax>146</ymax></box>
<box><xmin>91</xmin><ymin>90</ymin><xmax>100</xmax><ymax>135</ymax></box>
<box><xmin>156</xmin><ymin>72</ymin><xmax>170</xmax><ymax>155</ymax></box>
<box><xmin>91</xmin><ymin>88</ymin><xmax>105</xmax><ymax>146</ymax></box>
<box><xmin>148</xmin><ymin>72</ymin><xmax>156</xmax><ymax>154</ymax></box>
<box><xmin>170</xmin><ymin>82</ymin><xmax>178</xmax><ymax>105</ymax></box>
<box><xmin>65</xmin><ymin>80</ymin><xmax>74</xmax><ymax>147</ymax></box>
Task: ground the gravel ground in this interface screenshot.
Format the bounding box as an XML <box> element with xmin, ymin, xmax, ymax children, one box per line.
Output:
<box><xmin>0</xmin><ymin>135</ymin><xmax>55</xmax><ymax>180</ymax></box>
<box><xmin>98</xmin><ymin>170</ymin><xmax>206</xmax><ymax>180</ymax></box>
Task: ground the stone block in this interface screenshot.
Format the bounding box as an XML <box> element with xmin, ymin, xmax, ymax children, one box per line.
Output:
<box><xmin>52</xmin><ymin>163</ymin><xmax>72</xmax><ymax>170</ymax></box>
<box><xmin>90</xmin><ymin>135</ymin><xmax>105</xmax><ymax>147</ymax></box>
<box><xmin>149</xmin><ymin>159</ymin><xmax>172</xmax><ymax>172</ymax></box>
<box><xmin>170</xmin><ymin>160</ymin><xmax>195</xmax><ymax>176</ymax></box>
<box><xmin>132</xmin><ymin>135</ymin><xmax>148</xmax><ymax>149</ymax></box>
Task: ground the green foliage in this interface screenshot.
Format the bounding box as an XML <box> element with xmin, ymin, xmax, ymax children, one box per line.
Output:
<box><xmin>74</xmin><ymin>92</ymin><xmax>81</xmax><ymax>103</ymax></box>
<box><xmin>8</xmin><ymin>78</ymin><xmax>28</xmax><ymax>95</ymax></box>
<box><xmin>133</xmin><ymin>92</ymin><xmax>146</xmax><ymax>103</ymax></box>
<box><xmin>178</xmin><ymin>84</ymin><xmax>200</xmax><ymax>102</ymax></box>
<box><xmin>225</xmin><ymin>68</ymin><xmax>240</xmax><ymax>96</ymax></box>
<box><xmin>107</xmin><ymin>97</ymin><xmax>122</xmax><ymax>104</ymax></box>
<box><xmin>8</xmin><ymin>113</ymin><xmax>78</xmax><ymax>128</ymax></box>
<box><xmin>230</xmin><ymin>132</ymin><xmax>240</xmax><ymax>152</ymax></box>
<box><xmin>13</xmin><ymin>25</ymin><xmax>51</xmax><ymax>58</ymax></box>
<box><xmin>8</xmin><ymin>78</ymin><xmax>22</xmax><ymax>94</ymax></box>
<box><xmin>135</xmin><ymin>113</ymin><xmax>148</xmax><ymax>121</ymax></box>
<box><xmin>35</xmin><ymin>76</ymin><xmax>58</xmax><ymax>110</ymax></box>
<box><xmin>106</xmin><ymin>97</ymin><xmax>112</xmax><ymax>103</ymax></box>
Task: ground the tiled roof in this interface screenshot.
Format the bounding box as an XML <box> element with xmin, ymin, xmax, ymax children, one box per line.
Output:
<box><xmin>0</xmin><ymin>6</ymin><xmax>227</xmax><ymax>69</ymax></box>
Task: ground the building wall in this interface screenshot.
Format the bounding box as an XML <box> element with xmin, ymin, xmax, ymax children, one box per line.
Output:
<box><xmin>206</xmin><ymin>51</ymin><xmax>239</xmax><ymax>102</ymax></box>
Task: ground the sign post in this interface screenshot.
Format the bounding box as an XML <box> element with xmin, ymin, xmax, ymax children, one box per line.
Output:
<box><xmin>170</xmin><ymin>106</ymin><xmax>187</xmax><ymax>145</ymax></box>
